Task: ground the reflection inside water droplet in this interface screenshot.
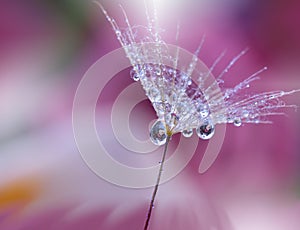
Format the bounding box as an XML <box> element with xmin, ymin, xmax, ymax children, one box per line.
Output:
<box><xmin>196</xmin><ymin>119</ymin><xmax>215</xmax><ymax>140</ymax></box>
<box><xmin>150</xmin><ymin>120</ymin><xmax>167</xmax><ymax>145</ymax></box>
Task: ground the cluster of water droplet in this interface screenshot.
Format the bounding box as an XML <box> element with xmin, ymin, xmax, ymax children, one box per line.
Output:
<box><xmin>100</xmin><ymin>3</ymin><xmax>299</xmax><ymax>146</ymax></box>
<box><xmin>130</xmin><ymin>64</ymin><xmax>218</xmax><ymax>145</ymax></box>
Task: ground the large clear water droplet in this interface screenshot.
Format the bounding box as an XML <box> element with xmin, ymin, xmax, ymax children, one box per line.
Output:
<box><xmin>196</xmin><ymin>119</ymin><xmax>215</xmax><ymax>140</ymax></box>
<box><xmin>150</xmin><ymin>120</ymin><xmax>167</xmax><ymax>146</ymax></box>
<box><xmin>182</xmin><ymin>129</ymin><xmax>193</xmax><ymax>138</ymax></box>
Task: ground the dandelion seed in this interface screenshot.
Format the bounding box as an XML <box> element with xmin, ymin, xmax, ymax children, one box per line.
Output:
<box><xmin>94</xmin><ymin>1</ymin><xmax>299</xmax><ymax>229</ymax></box>
<box><xmin>96</xmin><ymin>2</ymin><xmax>299</xmax><ymax>144</ymax></box>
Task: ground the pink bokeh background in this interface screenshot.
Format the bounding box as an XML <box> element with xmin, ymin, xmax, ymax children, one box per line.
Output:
<box><xmin>0</xmin><ymin>0</ymin><xmax>300</xmax><ymax>229</ymax></box>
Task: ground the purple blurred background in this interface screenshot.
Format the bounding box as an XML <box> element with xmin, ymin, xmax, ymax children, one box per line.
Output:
<box><xmin>0</xmin><ymin>0</ymin><xmax>300</xmax><ymax>229</ymax></box>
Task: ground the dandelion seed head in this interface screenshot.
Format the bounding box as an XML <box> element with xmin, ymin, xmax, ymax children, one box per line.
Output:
<box><xmin>97</xmin><ymin>2</ymin><xmax>300</xmax><ymax>146</ymax></box>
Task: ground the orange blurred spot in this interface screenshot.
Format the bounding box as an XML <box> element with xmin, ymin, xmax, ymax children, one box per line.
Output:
<box><xmin>0</xmin><ymin>178</ymin><xmax>40</xmax><ymax>210</ymax></box>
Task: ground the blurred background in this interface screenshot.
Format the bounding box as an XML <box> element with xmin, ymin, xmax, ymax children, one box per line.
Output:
<box><xmin>0</xmin><ymin>0</ymin><xmax>299</xmax><ymax>229</ymax></box>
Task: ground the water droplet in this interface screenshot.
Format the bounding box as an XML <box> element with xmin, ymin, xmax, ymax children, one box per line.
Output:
<box><xmin>170</xmin><ymin>91</ymin><xmax>177</xmax><ymax>103</ymax></box>
<box><xmin>168</xmin><ymin>68</ymin><xmax>176</xmax><ymax>75</ymax></box>
<box><xmin>149</xmin><ymin>87</ymin><xmax>161</xmax><ymax>102</ymax></box>
<box><xmin>197</xmin><ymin>104</ymin><xmax>209</xmax><ymax>118</ymax></box>
<box><xmin>177</xmin><ymin>102</ymin><xmax>188</xmax><ymax>115</ymax></box>
<box><xmin>154</xmin><ymin>102</ymin><xmax>171</xmax><ymax>116</ymax></box>
<box><xmin>182</xmin><ymin>129</ymin><xmax>193</xmax><ymax>138</ymax></box>
<box><xmin>181</xmin><ymin>73</ymin><xmax>188</xmax><ymax>81</ymax></box>
<box><xmin>279</xmin><ymin>101</ymin><xmax>285</xmax><ymax>106</ymax></box>
<box><xmin>227</xmin><ymin>117</ymin><xmax>234</xmax><ymax>123</ymax></box>
<box><xmin>233</xmin><ymin>118</ymin><xmax>242</xmax><ymax>127</ymax></box>
<box><xmin>132</xmin><ymin>75</ymin><xmax>139</xmax><ymax>81</ymax></box>
<box><xmin>250</xmin><ymin>113</ymin><xmax>259</xmax><ymax>119</ymax></box>
<box><xmin>115</xmin><ymin>29</ymin><xmax>121</xmax><ymax>36</ymax></box>
<box><xmin>155</xmin><ymin>67</ymin><xmax>162</xmax><ymax>76</ymax></box>
<box><xmin>242</xmin><ymin>110</ymin><xmax>249</xmax><ymax>118</ymax></box>
<box><xmin>130</xmin><ymin>69</ymin><xmax>139</xmax><ymax>81</ymax></box>
<box><xmin>196</xmin><ymin>119</ymin><xmax>215</xmax><ymax>140</ymax></box>
<box><xmin>200</xmin><ymin>109</ymin><xmax>209</xmax><ymax>118</ymax></box>
<box><xmin>150</xmin><ymin>120</ymin><xmax>167</xmax><ymax>146</ymax></box>
<box><xmin>153</xmin><ymin>103</ymin><xmax>164</xmax><ymax>116</ymax></box>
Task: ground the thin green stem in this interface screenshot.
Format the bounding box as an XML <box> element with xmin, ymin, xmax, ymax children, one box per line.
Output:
<box><xmin>144</xmin><ymin>135</ymin><xmax>171</xmax><ymax>230</ymax></box>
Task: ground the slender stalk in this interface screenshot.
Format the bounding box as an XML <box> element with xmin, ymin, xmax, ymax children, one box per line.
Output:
<box><xmin>144</xmin><ymin>135</ymin><xmax>171</xmax><ymax>230</ymax></box>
